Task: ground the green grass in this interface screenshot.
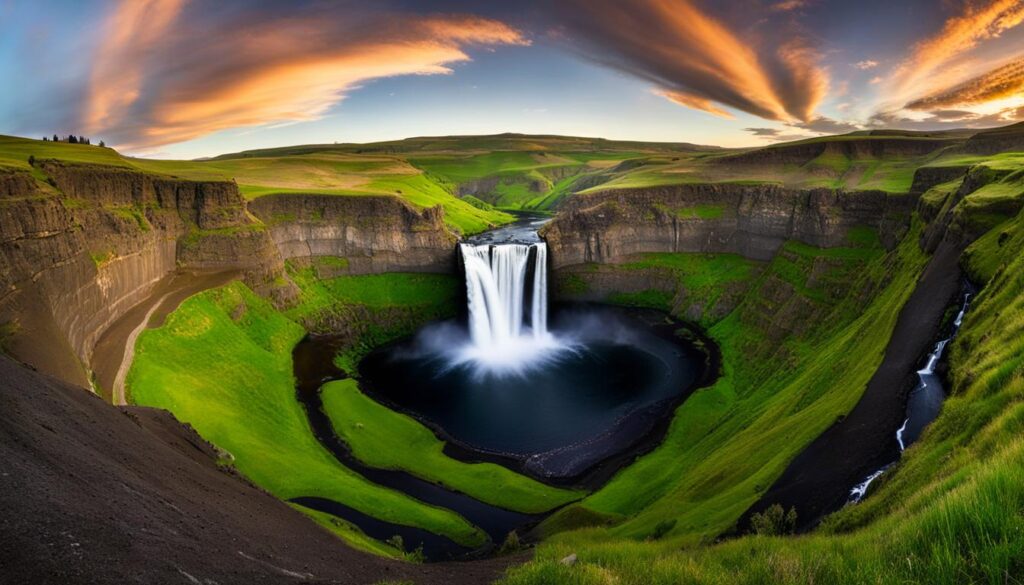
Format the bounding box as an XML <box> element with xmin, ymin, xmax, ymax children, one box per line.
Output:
<box><xmin>0</xmin><ymin>134</ymin><xmax>512</xmax><ymax>235</ymax></box>
<box><xmin>290</xmin><ymin>503</ymin><xmax>406</xmax><ymax>560</ymax></box>
<box><xmin>127</xmin><ymin>282</ymin><xmax>487</xmax><ymax>549</ymax></box>
<box><xmin>533</xmin><ymin>224</ymin><xmax>920</xmax><ymax>546</ymax></box>
<box><xmin>502</xmin><ymin>207</ymin><xmax>1024</xmax><ymax>585</ymax></box>
<box><xmin>611</xmin><ymin>253</ymin><xmax>760</xmax><ymax>325</ymax></box>
<box><xmin>321</xmin><ymin>379</ymin><xmax>582</xmax><ymax>513</ymax></box>
<box><xmin>0</xmin><ymin>135</ymin><xmax>131</xmax><ymax>170</ymax></box>
<box><xmin>284</xmin><ymin>270</ymin><xmax>458</xmax><ymax>324</ymax></box>
<box><xmin>409</xmin><ymin>150</ymin><xmax>650</xmax><ymax>209</ymax></box>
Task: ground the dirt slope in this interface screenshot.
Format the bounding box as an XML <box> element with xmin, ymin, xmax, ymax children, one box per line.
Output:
<box><xmin>0</xmin><ymin>356</ymin><xmax>518</xmax><ymax>585</ymax></box>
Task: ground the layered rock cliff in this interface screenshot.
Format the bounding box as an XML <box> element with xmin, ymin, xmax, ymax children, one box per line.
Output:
<box><xmin>0</xmin><ymin>162</ymin><xmax>458</xmax><ymax>387</ymax></box>
<box><xmin>541</xmin><ymin>183</ymin><xmax>916</xmax><ymax>268</ymax></box>
<box><xmin>249</xmin><ymin>194</ymin><xmax>456</xmax><ymax>274</ymax></box>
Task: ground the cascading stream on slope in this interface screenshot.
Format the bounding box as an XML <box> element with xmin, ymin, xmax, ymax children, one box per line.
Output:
<box><xmin>849</xmin><ymin>293</ymin><xmax>971</xmax><ymax>503</ymax></box>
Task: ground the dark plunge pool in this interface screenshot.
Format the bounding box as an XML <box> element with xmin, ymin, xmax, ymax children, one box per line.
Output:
<box><xmin>359</xmin><ymin>305</ymin><xmax>713</xmax><ymax>480</ymax></box>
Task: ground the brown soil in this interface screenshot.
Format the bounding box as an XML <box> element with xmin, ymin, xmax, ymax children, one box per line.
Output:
<box><xmin>0</xmin><ymin>355</ymin><xmax>523</xmax><ymax>584</ymax></box>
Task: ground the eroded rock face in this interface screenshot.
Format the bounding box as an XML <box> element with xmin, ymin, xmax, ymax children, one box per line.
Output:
<box><xmin>541</xmin><ymin>184</ymin><xmax>916</xmax><ymax>268</ymax></box>
<box><xmin>0</xmin><ymin>162</ymin><xmax>457</xmax><ymax>384</ymax></box>
<box><xmin>249</xmin><ymin>194</ymin><xmax>456</xmax><ymax>275</ymax></box>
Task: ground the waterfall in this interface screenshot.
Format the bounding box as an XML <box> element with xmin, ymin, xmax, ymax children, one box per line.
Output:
<box><xmin>849</xmin><ymin>292</ymin><xmax>971</xmax><ymax>504</ymax></box>
<box><xmin>461</xmin><ymin>242</ymin><xmax>549</xmax><ymax>346</ymax></box>
<box><xmin>456</xmin><ymin>241</ymin><xmax>563</xmax><ymax>375</ymax></box>
<box><xmin>531</xmin><ymin>243</ymin><xmax>548</xmax><ymax>339</ymax></box>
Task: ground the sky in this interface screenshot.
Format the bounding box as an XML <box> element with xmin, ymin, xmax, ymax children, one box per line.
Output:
<box><xmin>2</xmin><ymin>0</ymin><xmax>1024</xmax><ymax>159</ymax></box>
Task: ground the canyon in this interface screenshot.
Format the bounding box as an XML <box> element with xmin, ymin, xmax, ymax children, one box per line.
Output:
<box><xmin>2</xmin><ymin>128</ymin><xmax>1023</xmax><ymax>584</ymax></box>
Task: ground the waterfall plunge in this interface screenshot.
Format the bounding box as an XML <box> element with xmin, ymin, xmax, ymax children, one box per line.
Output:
<box><xmin>456</xmin><ymin>242</ymin><xmax>568</xmax><ymax>375</ymax></box>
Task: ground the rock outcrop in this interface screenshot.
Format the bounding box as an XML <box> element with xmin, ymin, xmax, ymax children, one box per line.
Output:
<box><xmin>0</xmin><ymin>162</ymin><xmax>458</xmax><ymax>386</ymax></box>
<box><xmin>249</xmin><ymin>193</ymin><xmax>456</xmax><ymax>274</ymax></box>
<box><xmin>542</xmin><ymin>184</ymin><xmax>916</xmax><ymax>268</ymax></box>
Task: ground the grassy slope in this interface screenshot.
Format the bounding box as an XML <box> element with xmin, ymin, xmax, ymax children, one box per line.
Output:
<box><xmin>583</xmin><ymin>148</ymin><xmax>935</xmax><ymax>194</ymax></box>
<box><xmin>289</xmin><ymin>503</ymin><xmax>405</xmax><ymax>560</ymax></box>
<box><xmin>0</xmin><ymin>135</ymin><xmax>511</xmax><ymax>235</ymax></box>
<box><xmin>407</xmin><ymin>150</ymin><xmax>649</xmax><ymax>210</ymax></box>
<box><xmin>321</xmin><ymin>379</ymin><xmax>582</xmax><ymax>513</ymax></box>
<box><xmin>532</xmin><ymin>224</ymin><xmax>918</xmax><ymax>545</ymax></box>
<box><xmin>130</xmin><ymin>153</ymin><xmax>513</xmax><ymax>235</ymax></box>
<box><xmin>128</xmin><ymin>280</ymin><xmax>487</xmax><ymax>549</ymax></box>
<box><xmin>607</xmin><ymin>253</ymin><xmax>760</xmax><ymax>325</ymax></box>
<box><xmin>502</xmin><ymin>209</ymin><xmax>1024</xmax><ymax>585</ymax></box>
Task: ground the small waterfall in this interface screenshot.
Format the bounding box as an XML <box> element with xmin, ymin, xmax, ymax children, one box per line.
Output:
<box><xmin>848</xmin><ymin>293</ymin><xmax>971</xmax><ymax>504</ymax></box>
<box><xmin>531</xmin><ymin>243</ymin><xmax>548</xmax><ymax>339</ymax></box>
<box><xmin>457</xmin><ymin>241</ymin><xmax>563</xmax><ymax>374</ymax></box>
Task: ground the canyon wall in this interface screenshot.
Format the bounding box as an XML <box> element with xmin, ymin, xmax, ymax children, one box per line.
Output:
<box><xmin>0</xmin><ymin>161</ymin><xmax>458</xmax><ymax>385</ymax></box>
<box><xmin>249</xmin><ymin>194</ymin><xmax>456</xmax><ymax>275</ymax></box>
<box><xmin>542</xmin><ymin>184</ymin><xmax>916</xmax><ymax>268</ymax></box>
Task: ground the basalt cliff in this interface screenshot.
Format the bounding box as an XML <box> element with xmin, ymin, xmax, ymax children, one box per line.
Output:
<box><xmin>0</xmin><ymin>162</ymin><xmax>453</xmax><ymax>386</ymax></box>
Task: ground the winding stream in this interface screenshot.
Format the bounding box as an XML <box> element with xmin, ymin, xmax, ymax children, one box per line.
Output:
<box><xmin>290</xmin><ymin>335</ymin><xmax>538</xmax><ymax>560</ymax></box>
<box><xmin>849</xmin><ymin>290</ymin><xmax>972</xmax><ymax>503</ymax></box>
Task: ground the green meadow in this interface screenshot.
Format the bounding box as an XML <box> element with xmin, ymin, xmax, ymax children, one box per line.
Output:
<box><xmin>9</xmin><ymin>129</ymin><xmax>1023</xmax><ymax>580</ymax></box>
<box><xmin>321</xmin><ymin>379</ymin><xmax>582</xmax><ymax>513</ymax></box>
<box><xmin>503</xmin><ymin>206</ymin><xmax>1024</xmax><ymax>584</ymax></box>
<box><xmin>127</xmin><ymin>281</ymin><xmax>489</xmax><ymax>549</ymax></box>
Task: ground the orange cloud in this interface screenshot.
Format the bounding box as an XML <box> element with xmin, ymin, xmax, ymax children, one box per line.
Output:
<box><xmin>906</xmin><ymin>56</ymin><xmax>1024</xmax><ymax>109</ymax></box>
<box><xmin>776</xmin><ymin>40</ymin><xmax>830</xmax><ymax>122</ymax></box>
<box><xmin>888</xmin><ymin>0</ymin><xmax>1024</xmax><ymax>102</ymax></box>
<box><xmin>83</xmin><ymin>2</ymin><xmax>528</xmax><ymax>150</ymax></box>
<box><xmin>657</xmin><ymin>90</ymin><xmax>734</xmax><ymax>119</ymax></box>
<box><xmin>770</xmin><ymin>0</ymin><xmax>810</xmax><ymax>12</ymax></box>
<box><xmin>84</xmin><ymin>0</ymin><xmax>185</xmax><ymax>134</ymax></box>
<box><xmin>551</xmin><ymin>0</ymin><xmax>828</xmax><ymax>123</ymax></box>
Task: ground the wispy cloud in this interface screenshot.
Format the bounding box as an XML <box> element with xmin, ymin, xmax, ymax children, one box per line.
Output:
<box><xmin>83</xmin><ymin>1</ymin><xmax>528</xmax><ymax>151</ymax></box>
<box><xmin>548</xmin><ymin>0</ymin><xmax>829</xmax><ymax>123</ymax></box>
<box><xmin>852</xmin><ymin>59</ymin><xmax>879</xmax><ymax>70</ymax></box>
<box><xmin>906</xmin><ymin>56</ymin><xmax>1024</xmax><ymax>110</ymax></box>
<box><xmin>886</xmin><ymin>0</ymin><xmax>1024</xmax><ymax>104</ymax></box>
<box><xmin>770</xmin><ymin>0</ymin><xmax>811</xmax><ymax>12</ymax></box>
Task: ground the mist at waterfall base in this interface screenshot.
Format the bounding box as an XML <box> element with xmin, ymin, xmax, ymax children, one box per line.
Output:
<box><xmin>360</xmin><ymin>242</ymin><xmax>705</xmax><ymax>476</ymax></box>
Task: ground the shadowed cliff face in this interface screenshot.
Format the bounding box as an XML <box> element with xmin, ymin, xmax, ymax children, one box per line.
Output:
<box><xmin>0</xmin><ymin>162</ymin><xmax>457</xmax><ymax>386</ymax></box>
<box><xmin>541</xmin><ymin>184</ymin><xmax>916</xmax><ymax>268</ymax></box>
<box><xmin>250</xmin><ymin>193</ymin><xmax>456</xmax><ymax>275</ymax></box>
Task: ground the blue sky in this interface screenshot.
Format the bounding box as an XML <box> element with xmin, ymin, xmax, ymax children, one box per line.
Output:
<box><xmin>2</xmin><ymin>0</ymin><xmax>1023</xmax><ymax>159</ymax></box>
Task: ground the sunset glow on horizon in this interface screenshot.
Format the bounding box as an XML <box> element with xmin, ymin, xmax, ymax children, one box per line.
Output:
<box><xmin>3</xmin><ymin>0</ymin><xmax>1024</xmax><ymax>158</ymax></box>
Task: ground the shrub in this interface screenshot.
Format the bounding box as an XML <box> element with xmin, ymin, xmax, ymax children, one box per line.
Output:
<box><xmin>385</xmin><ymin>534</ymin><xmax>404</xmax><ymax>552</ymax></box>
<box><xmin>499</xmin><ymin>530</ymin><xmax>523</xmax><ymax>554</ymax></box>
<box><xmin>750</xmin><ymin>504</ymin><xmax>797</xmax><ymax>536</ymax></box>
